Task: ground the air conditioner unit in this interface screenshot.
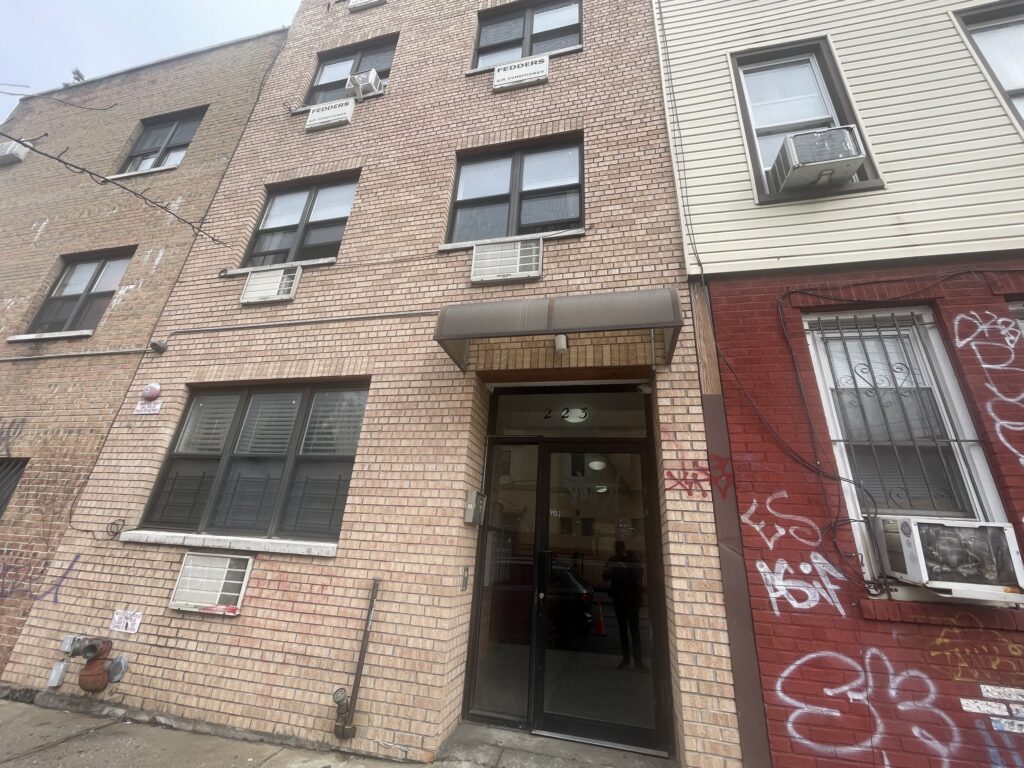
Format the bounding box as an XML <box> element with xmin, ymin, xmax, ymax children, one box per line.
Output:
<box><xmin>766</xmin><ymin>125</ymin><xmax>866</xmax><ymax>194</ymax></box>
<box><xmin>346</xmin><ymin>69</ymin><xmax>384</xmax><ymax>101</ymax></box>
<box><xmin>471</xmin><ymin>238</ymin><xmax>542</xmax><ymax>283</ymax></box>
<box><xmin>874</xmin><ymin>516</ymin><xmax>1024</xmax><ymax>603</ymax></box>
<box><xmin>0</xmin><ymin>140</ymin><xmax>30</xmax><ymax>167</ymax></box>
<box><xmin>169</xmin><ymin>553</ymin><xmax>253</xmax><ymax>615</ymax></box>
<box><xmin>240</xmin><ymin>265</ymin><xmax>301</xmax><ymax>304</ymax></box>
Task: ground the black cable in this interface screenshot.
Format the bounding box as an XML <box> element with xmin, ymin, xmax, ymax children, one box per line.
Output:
<box><xmin>0</xmin><ymin>130</ymin><xmax>235</xmax><ymax>252</ymax></box>
<box><xmin>0</xmin><ymin>90</ymin><xmax>116</xmax><ymax>111</ymax></box>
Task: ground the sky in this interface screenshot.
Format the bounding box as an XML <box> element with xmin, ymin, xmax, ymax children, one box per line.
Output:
<box><xmin>0</xmin><ymin>1</ymin><xmax>300</xmax><ymax>122</ymax></box>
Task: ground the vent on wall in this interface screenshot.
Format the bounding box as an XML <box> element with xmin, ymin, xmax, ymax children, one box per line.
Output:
<box><xmin>241</xmin><ymin>265</ymin><xmax>301</xmax><ymax>304</ymax></box>
<box><xmin>471</xmin><ymin>239</ymin><xmax>542</xmax><ymax>283</ymax></box>
<box><xmin>169</xmin><ymin>553</ymin><xmax>253</xmax><ymax>615</ymax></box>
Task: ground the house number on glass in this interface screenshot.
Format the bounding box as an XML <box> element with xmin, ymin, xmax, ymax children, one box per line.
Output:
<box><xmin>544</xmin><ymin>407</ymin><xmax>588</xmax><ymax>423</ymax></box>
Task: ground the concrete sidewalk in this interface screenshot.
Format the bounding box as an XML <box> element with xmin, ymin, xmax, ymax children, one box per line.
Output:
<box><xmin>0</xmin><ymin>700</ymin><xmax>672</xmax><ymax>768</ymax></box>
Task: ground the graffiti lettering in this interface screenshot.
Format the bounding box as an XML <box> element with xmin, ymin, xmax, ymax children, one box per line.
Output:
<box><xmin>777</xmin><ymin>647</ymin><xmax>962</xmax><ymax>767</ymax></box>
<box><xmin>756</xmin><ymin>551</ymin><xmax>846</xmax><ymax>616</ymax></box>
<box><xmin>929</xmin><ymin>613</ymin><xmax>1024</xmax><ymax>686</ymax></box>
<box><xmin>0</xmin><ymin>416</ymin><xmax>26</xmax><ymax>457</ymax></box>
<box><xmin>740</xmin><ymin>490</ymin><xmax>822</xmax><ymax>550</ymax></box>
<box><xmin>953</xmin><ymin>311</ymin><xmax>1024</xmax><ymax>466</ymax></box>
<box><xmin>0</xmin><ymin>554</ymin><xmax>80</xmax><ymax>603</ymax></box>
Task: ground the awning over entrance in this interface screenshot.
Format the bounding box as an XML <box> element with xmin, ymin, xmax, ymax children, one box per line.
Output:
<box><xmin>433</xmin><ymin>287</ymin><xmax>683</xmax><ymax>371</ymax></box>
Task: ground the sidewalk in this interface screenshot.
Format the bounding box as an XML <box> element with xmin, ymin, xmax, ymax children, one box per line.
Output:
<box><xmin>0</xmin><ymin>700</ymin><xmax>672</xmax><ymax>768</ymax></box>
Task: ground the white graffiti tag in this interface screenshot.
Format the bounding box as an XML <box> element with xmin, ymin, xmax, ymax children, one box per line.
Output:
<box><xmin>777</xmin><ymin>647</ymin><xmax>962</xmax><ymax>767</ymax></box>
<box><xmin>756</xmin><ymin>551</ymin><xmax>846</xmax><ymax>616</ymax></box>
<box><xmin>740</xmin><ymin>490</ymin><xmax>822</xmax><ymax>550</ymax></box>
<box><xmin>954</xmin><ymin>311</ymin><xmax>1024</xmax><ymax>467</ymax></box>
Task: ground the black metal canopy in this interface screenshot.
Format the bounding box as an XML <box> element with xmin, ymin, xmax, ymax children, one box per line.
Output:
<box><xmin>433</xmin><ymin>287</ymin><xmax>683</xmax><ymax>371</ymax></box>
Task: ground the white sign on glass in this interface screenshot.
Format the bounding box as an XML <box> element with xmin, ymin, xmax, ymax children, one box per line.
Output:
<box><xmin>493</xmin><ymin>55</ymin><xmax>550</xmax><ymax>91</ymax></box>
<box><xmin>305</xmin><ymin>98</ymin><xmax>355</xmax><ymax>131</ymax></box>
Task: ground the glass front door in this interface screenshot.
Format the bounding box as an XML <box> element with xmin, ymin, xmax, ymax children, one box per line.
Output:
<box><xmin>467</xmin><ymin>391</ymin><xmax>667</xmax><ymax>754</ymax></box>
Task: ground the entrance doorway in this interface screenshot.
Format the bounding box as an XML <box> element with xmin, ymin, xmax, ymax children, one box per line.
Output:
<box><xmin>466</xmin><ymin>387</ymin><xmax>670</xmax><ymax>754</ymax></box>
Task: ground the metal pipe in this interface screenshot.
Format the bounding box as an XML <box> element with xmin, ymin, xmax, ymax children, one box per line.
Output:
<box><xmin>335</xmin><ymin>578</ymin><xmax>381</xmax><ymax>740</ymax></box>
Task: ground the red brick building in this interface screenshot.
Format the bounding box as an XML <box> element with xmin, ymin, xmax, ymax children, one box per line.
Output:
<box><xmin>656</xmin><ymin>0</ymin><xmax>1024</xmax><ymax>765</ymax></box>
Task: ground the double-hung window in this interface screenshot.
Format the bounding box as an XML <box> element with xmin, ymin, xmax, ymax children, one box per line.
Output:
<box><xmin>28</xmin><ymin>253</ymin><xmax>131</xmax><ymax>334</ymax></box>
<box><xmin>806</xmin><ymin>309</ymin><xmax>1004</xmax><ymax>529</ymax></box>
<box><xmin>475</xmin><ymin>1</ymin><xmax>581</xmax><ymax>69</ymax></box>
<box><xmin>734</xmin><ymin>40</ymin><xmax>877</xmax><ymax>201</ymax></box>
<box><xmin>963</xmin><ymin>5</ymin><xmax>1024</xmax><ymax>125</ymax></box>
<box><xmin>120</xmin><ymin>110</ymin><xmax>205</xmax><ymax>174</ymax></box>
<box><xmin>0</xmin><ymin>459</ymin><xmax>28</xmax><ymax>518</ymax></box>
<box><xmin>450</xmin><ymin>142</ymin><xmax>582</xmax><ymax>243</ymax></box>
<box><xmin>144</xmin><ymin>385</ymin><xmax>369</xmax><ymax>541</ymax></box>
<box><xmin>307</xmin><ymin>39</ymin><xmax>396</xmax><ymax>105</ymax></box>
<box><xmin>246</xmin><ymin>181</ymin><xmax>356</xmax><ymax>267</ymax></box>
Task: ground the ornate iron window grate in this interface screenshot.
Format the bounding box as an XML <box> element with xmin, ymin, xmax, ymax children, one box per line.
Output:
<box><xmin>0</xmin><ymin>458</ymin><xmax>28</xmax><ymax>517</ymax></box>
<box><xmin>807</xmin><ymin>311</ymin><xmax>988</xmax><ymax>519</ymax></box>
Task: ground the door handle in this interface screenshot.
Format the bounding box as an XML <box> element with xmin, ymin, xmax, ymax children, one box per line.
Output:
<box><xmin>538</xmin><ymin>592</ymin><xmax>545</xmax><ymax>600</ymax></box>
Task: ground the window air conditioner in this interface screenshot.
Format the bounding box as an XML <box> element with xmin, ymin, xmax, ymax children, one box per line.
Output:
<box><xmin>0</xmin><ymin>140</ymin><xmax>29</xmax><ymax>167</ymax></box>
<box><xmin>240</xmin><ymin>265</ymin><xmax>301</xmax><ymax>304</ymax></box>
<box><xmin>874</xmin><ymin>516</ymin><xmax>1024</xmax><ymax>604</ymax></box>
<box><xmin>766</xmin><ymin>125</ymin><xmax>866</xmax><ymax>194</ymax></box>
<box><xmin>471</xmin><ymin>238</ymin><xmax>542</xmax><ymax>283</ymax></box>
<box><xmin>346</xmin><ymin>69</ymin><xmax>384</xmax><ymax>101</ymax></box>
<box><xmin>169</xmin><ymin>553</ymin><xmax>253</xmax><ymax>615</ymax></box>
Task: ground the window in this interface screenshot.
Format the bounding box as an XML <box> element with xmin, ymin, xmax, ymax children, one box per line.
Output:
<box><xmin>120</xmin><ymin>110</ymin><xmax>205</xmax><ymax>174</ymax></box>
<box><xmin>245</xmin><ymin>181</ymin><xmax>356</xmax><ymax>267</ymax></box>
<box><xmin>475</xmin><ymin>0</ymin><xmax>581</xmax><ymax>69</ymax></box>
<box><xmin>0</xmin><ymin>459</ymin><xmax>28</xmax><ymax>517</ymax></box>
<box><xmin>963</xmin><ymin>4</ymin><xmax>1024</xmax><ymax>125</ymax></box>
<box><xmin>734</xmin><ymin>40</ymin><xmax>878</xmax><ymax>201</ymax></box>
<box><xmin>806</xmin><ymin>310</ymin><xmax>1004</xmax><ymax>525</ymax></box>
<box><xmin>307</xmin><ymin>38</ymin><xmax>396</xmax><ymax>105</ymax></box>
<box><xmin>28</xmin><ymin>253</ymin><xmax>131</xmax><ymax>334</ymax></box>
<box><xmin>450</xmin><ymin>142</ymin><xmax>582</xmax><ymax>243</ymax></box>
<box><xmin>144</xmin><ymin>385</ymin><xmax>368</xmax><ymax>541</ymax></box>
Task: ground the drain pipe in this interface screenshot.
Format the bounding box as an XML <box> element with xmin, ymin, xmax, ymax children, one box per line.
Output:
<box><xmin>334</xmin><ymin>578</ymin><xmax>381</xmax><ymax>740</ymax></box>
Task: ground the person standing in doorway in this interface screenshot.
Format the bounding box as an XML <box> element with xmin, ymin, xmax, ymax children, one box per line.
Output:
<box><xmin>603</xmin><ymin>540</ymin><xmax>646</xmax><ymax>670</ymax></box>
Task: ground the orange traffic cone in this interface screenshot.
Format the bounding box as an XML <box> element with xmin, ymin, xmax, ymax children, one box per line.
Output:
<box><xmin>593</xmin><ymin>601</ymin><xmax>607</xmax><ymax>637</ymax></box>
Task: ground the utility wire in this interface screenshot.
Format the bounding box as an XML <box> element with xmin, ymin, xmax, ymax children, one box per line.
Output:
<box><xmin>0</xmin><ymin>89</ymin><xmax>117</xmax><ymax>111</ymax></box>
<box><xmin>0</xmin><ymin>130</ymin><xmax>233</xmax><ymax>250</ymax></box>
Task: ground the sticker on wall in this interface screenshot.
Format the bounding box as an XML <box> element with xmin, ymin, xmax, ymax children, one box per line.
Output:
<box><xmin>110</xmin><ymin>609</ymin><xmax>142</xmax><ymax>634</ymax></box>
<box><xmin>133</xmin><ymin>399</ymin><xmax>162</xmax><ymax>415</ymax></box>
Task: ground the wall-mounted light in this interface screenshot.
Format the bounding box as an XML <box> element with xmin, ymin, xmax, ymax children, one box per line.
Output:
<box><xmin>587</xmin><ymin>455</ymin><xmax>607</xmax><ymax>471</ymax></box>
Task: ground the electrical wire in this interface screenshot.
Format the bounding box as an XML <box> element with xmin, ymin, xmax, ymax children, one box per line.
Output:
<box><xmin>0</xmin><ymin>130</ymin><xmax>234</xmax><ymax>251</ymax></box>
<box><xmin>0</xmin><ymin>90</ymin><xmax>116</xmax><ymax>111</ymax></box>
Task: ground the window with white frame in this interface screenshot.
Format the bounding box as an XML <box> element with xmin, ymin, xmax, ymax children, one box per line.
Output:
<box><xmin>963</xmin><ymin>4</ymin><xmax>1024</xmax><ymax>125</ymax></box>
<box><xmin>805</xmin><ymin>309</ymin><xmax>1005</xmax><ymax>528</ymax></box>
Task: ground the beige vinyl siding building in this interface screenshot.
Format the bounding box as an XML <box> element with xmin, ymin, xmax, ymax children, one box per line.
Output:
<box><xmin>655</xmin><ymin>0</ymin><xmax>1024</xmax><ymax>274</ymax></box>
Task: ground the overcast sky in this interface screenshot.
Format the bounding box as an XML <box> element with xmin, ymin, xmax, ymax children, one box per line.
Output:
<box><xmin>0</xmin><ymin>1</ymin><xmax>300</xmax><ymax>122</ymax></box>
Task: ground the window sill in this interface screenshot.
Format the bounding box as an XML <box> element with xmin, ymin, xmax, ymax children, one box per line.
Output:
<box><xmin>346</xmin><ymin>0</ymin><xmax>386</xmax><ymax>10</ymax></box>
<box><xmin>7</xmin><ymin>329</ymin><xmax>94</xmax><ymax>343</ymax></box>
<box><xmin>440</xmin><ymin>228</ymin><xmax>584</xmax><ymax>252</ymax></box>
<box><xmin>120</xmin><ymin>529</ymin><xmax>338</xmax><ymax>557</ymax></box>
<box><xmin>859</xmin><ymin>596</ymin><xmax>1024</xmax><ymax>630</ymax></box>
<box><xmin>465</xmin><ymin>45</ymin><xmax>583</xmax><ymax>76</ymax></box>
<box><xmin>755</xmin><ymin>178</ymin><xmax>884</xmax><ymax>205</ymax></box>
<box><xmin>221</xmin><ymin>257</ymin><xmax>336</xmax><ymax>277</ymax></box>
<box><xmin>107</xmin><ymin>165</ymin><xmax>178</xmax><ymax>181</ymax></box>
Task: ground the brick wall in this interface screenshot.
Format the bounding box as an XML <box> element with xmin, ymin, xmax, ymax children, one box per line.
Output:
<box><xmin>0</xmin><ymin>31</ymin><xmax>286</xmax><ymax>670</ymax></box>
<box><xmin>709</xmin><ymin>254</ymin><xmax>1024</xmax><ymax>768</ymax></box>
<box><xmin>2</xmin><ymin>0</ymin><xmax>741</xmax><ymax>764</ymax></box>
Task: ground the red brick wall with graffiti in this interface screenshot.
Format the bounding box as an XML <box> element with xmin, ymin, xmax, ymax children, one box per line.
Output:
<box><xmin>700</xmin><ymin>255</ymin><xmax>1024</xmax><ymax>767</ymax></box>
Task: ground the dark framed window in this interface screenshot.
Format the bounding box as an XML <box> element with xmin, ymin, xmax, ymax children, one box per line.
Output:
<box><xmin>307</xmin><ymin>38</ymin><xmax>397</xmax><ymax>105</ymax></box>
<box><xmin>449</xmin><ymin>141</ymin><xmax>582</xmax><ymax>243</ymax></box>
<box><xmin>474</xmin><ymin>0</ymin><xmax>581</xmax><ymax>69</ymax></box>
<box><xmin>28</xmin><ymin>252</ymin><xmax>131</xmax><ymax>334</ymax></box>
<box><xmin>733</xmin><ymin>39</ymin><xmax>880</xmax><ymax>203</ymax></box>
<box><xmin>245</xmin><ymin>180</ymin><xmax>357</xmax><ymax>267</ymax></box>
<box><xmin>960</xmin><ymin>2</ymin><xmax>1024</xmax><ymax>126</ymax></box>
<box><xmin>120</xmin><ymin>109</ymin><xmax>206</xmax><ymax>174</ymax></box>
<box><xmin>0</xmin><ymin>459</ymin><xmax>28</xmax><ymax>518</ymax></box>
<box><xmin>144</xmin><ymin>385</ymin><xmax>369</xmax><ymax>541</ymax></box>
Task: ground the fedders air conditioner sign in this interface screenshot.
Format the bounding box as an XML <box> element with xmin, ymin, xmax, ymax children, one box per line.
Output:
<box><xmin>492</xmin><ymin>55</ymin><xmax>550</xmax><ymax>91</ymax></box>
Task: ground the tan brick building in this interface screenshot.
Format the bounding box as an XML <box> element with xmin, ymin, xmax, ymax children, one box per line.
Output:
<box><xmin>0</xmin><ymin>33</ymin><xmax>286</xmax><ymax>669</ymax></box>
<box><xmin>1</xmin><ymin>2</ymin><xmax>742</xmax><ymax>765</ymax></box>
